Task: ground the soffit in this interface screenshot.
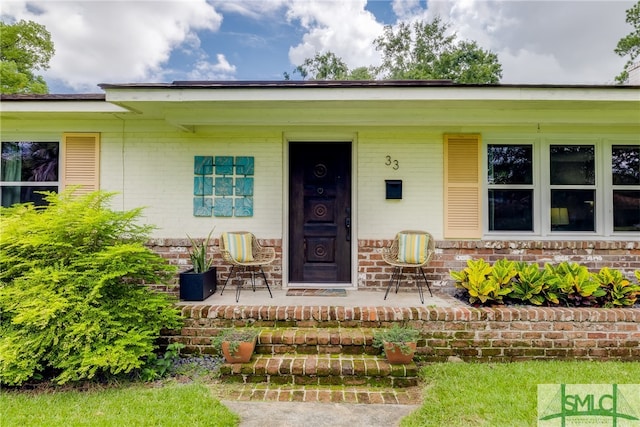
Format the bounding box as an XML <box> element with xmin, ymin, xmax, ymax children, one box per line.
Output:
<box><xmin>114</xmin><ymin>99</ymin><xmax>640</xmax><ymax>128</ymax></box>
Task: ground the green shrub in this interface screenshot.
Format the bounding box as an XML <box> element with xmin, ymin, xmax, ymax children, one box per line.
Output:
<box><xmin>0</xmin><ymin>190</ymin><xmax>183</xmax><ymax>386</ymax></box>
<box><xmin>140</xmin><ymin>342</ymin><xmax>185</xmax><ymax>381</ymax></box>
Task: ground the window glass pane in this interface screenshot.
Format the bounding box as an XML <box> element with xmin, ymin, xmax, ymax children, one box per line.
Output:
<box><xmin>487</xmin><ymin>145</ymin><xmax>532</xmax><ymax>184</ymax></box>
<box><xmin>488</xmin><ymin>189</ymin><xmax>533</xmax><ymax>231</ymax></box>
<box><xmin>550</xmin><ymin>145</ymin><xmax>595</xmax><ymax>185</ymax></box>
<box><xmin>612</xmin><ymin>145</ymin><xmax>640</xmax><ymax>185</ymax></box>
<box><xmin>1</xmin><ymin>185</ymin><xmax>57</xmax><ymax>207</ymax></box>
<box><xmin>1</xmin><ymin>142</ymin><xmax>58</xmax><ymax>182</ymax></box>
<box><xmin>551</xmin><ymin>190</ymin><xmax>595</xmax><ymax>231</ymax></box>
<box><xmin>613</xmin><ymin>190</ymin><xmax>640</xmax><ymax>231</ymax></box>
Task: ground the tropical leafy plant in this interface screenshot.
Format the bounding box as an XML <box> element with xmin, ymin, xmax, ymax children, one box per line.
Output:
<box><xmin>510</xmin><ymin>262</ymin><xmax>555</xmax><ymax>305</ymax></box>
<box><xmin>451</xmin><ymin>258</ymin><xmax>639</xmax><ymax>308</ymax></box>
<box><xmin>0</xmin><ymin>190</ymin><xmax>182</xmax><ymax>386</ymax></box>
<box><xmin>547</xmin><ymin>262</ymin><xmax>605</xmax><ymax>306</ymax></box>
<box><xmin>595</xmin><ymin>267</ymin><xmax>640</xmax><ymax>307</ymax></box>
<box><xmin>451</xmin><ymin>258</ymin><xmax>513</xmax><ymax>304</ymax></box>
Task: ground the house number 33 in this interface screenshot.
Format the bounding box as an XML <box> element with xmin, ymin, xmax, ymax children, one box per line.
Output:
<box><xmin>385</xmin><ymin>155</ymin><xmax>399</xmax><ymax>170</ymax></box>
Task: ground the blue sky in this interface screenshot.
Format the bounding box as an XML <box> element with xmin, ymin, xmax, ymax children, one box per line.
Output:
<box><xmin>1</xmin><ymin>1</ymin><xmax>635</xmax><ymax>93</ymax></box>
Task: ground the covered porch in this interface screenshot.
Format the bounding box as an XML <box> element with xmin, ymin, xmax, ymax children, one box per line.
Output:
<box><xmin>177</xmin><ymin>286</ymin><xmax>462</xmax><ymax>309</ymax></box>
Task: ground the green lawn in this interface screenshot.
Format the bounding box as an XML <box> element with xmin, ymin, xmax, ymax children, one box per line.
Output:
<box><xmin>402</xmin><ymin>360</ymin><xmax>640</xmax><ymax>427</ymax></box>
<box><xmin>1</xmin><ymin>382</ymin><xmax>238</xmax><ymax>427</ymax></box>
<box><xmin>2</xmin><ymin>361</ymin><xmax>638</xmax><ymax>427</ymax></box>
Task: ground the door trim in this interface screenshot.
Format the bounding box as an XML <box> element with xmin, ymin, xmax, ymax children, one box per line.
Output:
<box><xmin>282</xmin><ymin>134</ymin><xmax>358</xmax><ymax>289</ymax></box>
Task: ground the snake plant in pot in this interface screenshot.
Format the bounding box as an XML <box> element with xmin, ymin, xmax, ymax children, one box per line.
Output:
<box><xmin>179</xmin><ymin>229</ymin><xmax>217</xmax><ymax>301</ymax></box>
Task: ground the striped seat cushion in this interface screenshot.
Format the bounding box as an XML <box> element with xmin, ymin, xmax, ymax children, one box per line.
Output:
<box><xmin>397</xmin><ymin>233</ymin><xmax>428</xmax><ymax>264</ymax></box>
<box><xmin>221</xmin><ymin>232</ymin><xmax>254</xmax><ymax>262</ymax></box>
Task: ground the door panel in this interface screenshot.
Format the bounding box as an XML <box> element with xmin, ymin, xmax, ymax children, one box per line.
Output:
<box><xmin>289</xmin><ymin>142</ymin><xmax>351</xmax><ymax>283</ymax></box>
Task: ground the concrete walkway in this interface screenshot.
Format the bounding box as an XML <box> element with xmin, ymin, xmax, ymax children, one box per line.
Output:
<box><xmin>221</xmin><ymin>400</ymin><xmax>420</xmax><ymax>427</ymax></box>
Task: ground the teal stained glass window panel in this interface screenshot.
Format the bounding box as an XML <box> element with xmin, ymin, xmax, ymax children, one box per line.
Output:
<box><xmin>235</xmin><ymin>156</ymin><xmax>254</xmax><ymax>175</ymax></box>
<box><xmin>215</xmin><ymin>177</ymin><xmax>233</xmax><ymax>196</ymax></box>
<box><xmin>194</xmin><ymin>176</ymin><xmax>213</xmax><ymax>196</ymax></box>
<box><xmin>215</xmin><ymin>156</ymin><xmax>234</xmax><ymax>175</ymax></box>
<box><xmin>194</xmin><ymin>156</ymin><xmax>213</xmax><ymax>174</ymax></box>
<box><xmin>193</xmin><ymin>197</ymin><xmax>213</xmax><ymax>217</ymax></box>
<box><xmin>235</xmin><ymin>197</ymin><xmax>253</xmax><ymax>217</ymax></box>
<box><xmin>235</xmin><ymin>177</ymin><xmax>254</xmax><ymax>196</ymax></box>
<box><xmin>214</xmin><ymin>198</ymin><xmax>233</xmax><ymax>217</ymax></box>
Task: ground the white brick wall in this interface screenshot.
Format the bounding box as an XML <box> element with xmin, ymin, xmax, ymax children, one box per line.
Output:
<box><xmin>357</xmin><ymin>131</ymin><xmax>444</xmax><ymax>239</ymax></box>
<box><xmin>101</xmin><ymin>125</ymin><xmax>283</xmax><ymax>239</ymax></box>
<box><xmin>101</xmin><ymin>125</ymin><xmax>446</xmax><ymax>241</ymax></box>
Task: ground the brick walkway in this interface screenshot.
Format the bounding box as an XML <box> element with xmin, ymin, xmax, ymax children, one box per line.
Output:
<box><xmin>210</xmin><ymin>383</ymin><xmax>423</xmax><ymax>405</ymax></box>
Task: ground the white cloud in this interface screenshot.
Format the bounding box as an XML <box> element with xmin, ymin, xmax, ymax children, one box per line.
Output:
<box><xmin>188</xmin><ymin>54</ymin><xmax>237</xmax><ymax>80</ymax></box>
<box><xmin>1</xmin><ymin>0</ymin><xmax>634</xmax><ymax>90</ymax></box>
<box><xmin>286</xmin><ymin>0</ymin><xmax>384</xmax><ymax>70</ymax></box>
<box><xmin>391</xmin><ymin>0</ymin><xmax>424</xmax><ymax>20</ymax></box>
<box><xmin>428</xmin><ymin>0</ymin><xmax>633</xmax><ymax>84</ymax></box>
<box><xmin>211</xmin><ymin>0</ymin><xmax>289</xmax><ymax>19</ymax></box>
<box><xmin>2</xmin><ymin>0</ymin><xmax>224</xmax><ymax>91</ymax></box>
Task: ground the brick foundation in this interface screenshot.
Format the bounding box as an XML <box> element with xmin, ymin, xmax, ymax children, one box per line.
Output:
<box><xmin>148</xmin><ymin>238</ymin><xmax>640</xmax><ymax>293</ymax></box>
<box><xmin>167</xmin><ymin>303</ymin><xmax>640</xmax><ymax>362</ymax></box>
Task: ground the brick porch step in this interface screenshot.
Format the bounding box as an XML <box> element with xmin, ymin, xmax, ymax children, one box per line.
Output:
<box><xmin>256</xmin><ymin>327</ymin><xmax>379</xmax><ymax>355</ymax></box>
<box><xmin>218</xmin><ymin>354</ymin><xmax>418</xmax><ymax>388</ymax></box>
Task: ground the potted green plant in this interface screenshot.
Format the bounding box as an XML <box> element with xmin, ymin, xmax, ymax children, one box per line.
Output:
<box><xmin>179</xmin><ymin>229</ymin><xmax>217</xmax><ymax>301</ymax></box>
<box><xmin>212</xmin><ymin>328</ymin><xmax>260</xmax><ymax>363</ymax></box>
<box><xmin>373</xmin><ymin>324</ymin><xmax>420</xmax><ymax>364</ymax></box>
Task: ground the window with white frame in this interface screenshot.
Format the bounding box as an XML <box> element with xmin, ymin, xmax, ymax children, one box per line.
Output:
<box><xmin>486</xmin><ymin>141</ymin><xmax>640</xmax><ymax>235</ymax></box>
<box><xmin>549</xmin><ymin>145</ymin><xmax>595</xmax><ymax>232</ymax></box>
<box><xmin>0</xmin><ymin>141</ymin><xmax>59</xmax><ymax>207</ymax></box>
<box><xmin>487</xmin><ymin>144</ymin><xmax>534</xmax><ymax>231</ymax></box>
<box><xmin>612</xmin><ymin>145</ymin><xmax>640</xmax><ymax>232</ymax></box>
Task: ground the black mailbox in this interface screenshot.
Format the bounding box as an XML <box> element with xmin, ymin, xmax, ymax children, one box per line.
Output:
<box><xmin>385</xmin><ymin>180</ymin><xmax>402</xmax><ymax>199</ymax></box>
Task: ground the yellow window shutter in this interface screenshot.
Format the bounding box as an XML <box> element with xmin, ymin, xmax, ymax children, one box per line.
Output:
<box><xmin>444</xmin><ymin>134</ymin><xmax>482</xmax><ymax>239</ymax></box>
<box><xmin>62</xmin><ymin>133</ymin><xmax>100</xmax><ymax>195</ymax></box>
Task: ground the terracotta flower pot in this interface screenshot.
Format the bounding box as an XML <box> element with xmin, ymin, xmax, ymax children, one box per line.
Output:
<box><xmin>383</xmin><ymin>341</ymin><xmax>417</xmax><ymax>364</ymax></box>
<box><xmin>221</xmin><ymin>338</ymin><xmax>257</xmax><ymax>363</ymax></box>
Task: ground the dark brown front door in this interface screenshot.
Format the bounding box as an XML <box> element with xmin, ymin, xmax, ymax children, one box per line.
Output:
<box><xmin>289</xmin><ymin>142</ymin><xmax>351</xmax><ymax>283</ymax></box>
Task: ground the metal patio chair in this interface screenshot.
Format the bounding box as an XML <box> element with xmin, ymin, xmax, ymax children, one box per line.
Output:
<box><xmin>219</xmin><ymin>231</ymin><xmax>275</xmax><ymax>302</ymax></box>
<box><xmin>382</xmin><ymin>230</ymin><xmax>434</xmax><ymax>304</ymax></box>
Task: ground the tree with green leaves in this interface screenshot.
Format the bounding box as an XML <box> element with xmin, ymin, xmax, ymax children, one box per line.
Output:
<box><xmin>0</xmin><ymin>20</ymin><xmax>54</xmax><ymax>94</ymax></box>
<box><xmin>615</xmin><ymin>1</ymin><xmax>640</xmax><ymax>84</ymax></box>
<box><xmin>290</xmin><ymin>17</ymin><xmax>501</xmax><ymax>84</ymax></box>
<box><xmin>374</xmin><ymin>17</ymin><xmax>502</xmax><ymax>83</ymax></box>
<box><xmin>293</xmin><ymin>51</ymin><xmax>348</xmax><ymax>80</ymax></box>
<box><xmin>291</xmin><ymin>51</ymin><xmax>375</xmax><ymax>80</ymax></box>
